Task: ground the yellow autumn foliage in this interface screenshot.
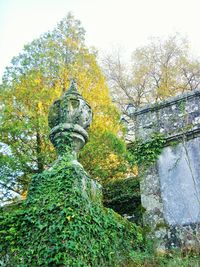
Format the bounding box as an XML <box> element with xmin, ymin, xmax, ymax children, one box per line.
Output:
<box><xmin>0</xmin><ymin>14</ymin><xmax>131</xmax><ymax>197</ymax></box>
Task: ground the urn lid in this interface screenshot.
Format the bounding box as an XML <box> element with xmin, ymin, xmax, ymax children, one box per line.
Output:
<box><xmin>48</xmin><ymin>80</ymin><xmax>93</xmax><ymax>132</ymax></box>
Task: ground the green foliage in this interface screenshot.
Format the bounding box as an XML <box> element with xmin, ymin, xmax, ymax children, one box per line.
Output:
<box><xmin>127</xmin><ymin>133</ymin><xmax>166</xmax><ymax>168</ymax></box>
<box><xmin>177</xmin><ymin>99</ymin><xmax>186</xmax><ymax>113</ymax></box>
<box><xmin>100</xmin><ymin>133</ymin><xmax>166</xmax><ymax>226</ymax></box>
<box><xmin>2</xmin><ymin>13</ymin><xmax>85</xmax><ymax>83</ymax></box>
<box><xmin>80</xmin><ymin>130</ymin><xmax>128</xmax><ymax>183</ymax></box>
<box><xmin>128</xmin><ymin>248</ymin><xmax>200</xmax><ymax>267</ymax></box>
<box><xmin>103</xmin><ymin>177</ymin><xmax>142</xmax><ymax>224</ymax></box>
<box><xmin>0</xmin><ymin>155</ymin><xmax>143</xmax><ymax>266</ymax></box>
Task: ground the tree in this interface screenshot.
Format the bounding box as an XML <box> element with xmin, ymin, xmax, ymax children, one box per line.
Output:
<box><xmin>102</xmin><ymin>34</ymin><xmax>200</xmax><ymax>113</ymax></box>
<box><xmin>102</xmin><ymin>48</ymin><xmax>134</xmax><ymax>114</ymax></box>
<box><xmin>0</xmin><ymin>14</ymin><xmax>126</xmax><ymax>201</ymax></box>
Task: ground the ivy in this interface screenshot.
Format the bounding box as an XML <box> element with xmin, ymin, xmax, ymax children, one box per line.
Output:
<box><xmin>0</xmin><ymin>155</ymin><xmax>143</xmax><ymax>266</ymax></box>
<box><xmin>101</xmin><ymin>134</ymin><xmax>166</xmax><ymax>227</ymax></box>
<box><xmin>127</xmin><ymin>133</ymin><xmax>166</xmax><ymax>168</ymax></box>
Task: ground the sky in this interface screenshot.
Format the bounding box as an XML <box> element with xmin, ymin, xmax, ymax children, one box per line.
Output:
<box><xmin>1</xmin><ymin>0</ymin><xmax>200</xmax><ymax>81</ymax></box>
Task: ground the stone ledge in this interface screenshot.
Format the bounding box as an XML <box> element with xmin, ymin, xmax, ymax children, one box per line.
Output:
<box><xmin>130</xmin><ymin>88</ymin><xmax>200</xmax><ymax>117</ymax></box>
<box><xmin>129</xmin><ymin>89</ymin><xmax>200</xmax><ymax>142</ymax></box>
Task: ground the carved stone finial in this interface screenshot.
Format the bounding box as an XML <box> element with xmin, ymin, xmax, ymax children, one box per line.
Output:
<box><xmin>66</xmin><ymin>79</ymin><xmax>78</xmax><ymax>95</ymax></box>
<box><xmin>48</xmin><ymin>80</ymin><xmax>92</xmax><ymax>156</ymax></box>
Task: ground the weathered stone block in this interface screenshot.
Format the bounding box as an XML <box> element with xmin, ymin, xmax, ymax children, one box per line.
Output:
<box><xmin>128</xmin><ymin>89</ymin><xmax>200</xmax><ymax>251</ymax></box>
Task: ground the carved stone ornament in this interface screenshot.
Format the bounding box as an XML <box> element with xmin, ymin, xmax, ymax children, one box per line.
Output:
<box><xmin>48</xmin><ymin>80</ymin><xmax>92</xmax><ymax>155</ymax></box>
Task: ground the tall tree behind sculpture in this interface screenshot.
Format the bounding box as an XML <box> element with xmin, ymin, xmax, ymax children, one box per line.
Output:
<box><xmin>0</xmin><ymin>14</ymin><xmax>124</xmax><ymax>200</ymax></box>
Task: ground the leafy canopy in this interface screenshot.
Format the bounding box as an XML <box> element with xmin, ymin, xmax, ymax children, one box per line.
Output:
<box><xmin>0</xmin><ymin>13</ymin><xmax>126</xmax><ymax>200</ymax></box>
<box><xmin>102</xmin><ymin>34</ymin><xmax>200</xmax><ymax>112</ymax></box>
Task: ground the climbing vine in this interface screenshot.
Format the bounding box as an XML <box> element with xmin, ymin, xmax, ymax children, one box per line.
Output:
<box><xmin>0</xmin><ymin>155</ymin><xmax>143</xmax><ymax>266</ymax></box>
<box><xmin>101</xmin><ymin>133</ymin><xmax>166</xmax><ymax>227</ymax></box>
<box><xmin>127</xmin><ymin>133</ymin><xmax>166</xmax><ymax>169</ymax></box>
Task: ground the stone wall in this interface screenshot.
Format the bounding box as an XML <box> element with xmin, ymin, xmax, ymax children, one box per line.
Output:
<box><xmin>131</xmin><ymin>89</ymin><xmax>200</xmax><ymax>141</ymax></box>
<box><xmin>128</xmin><ymin>89</ymin><xmax>200</xmax><ymax>251</ymax></box>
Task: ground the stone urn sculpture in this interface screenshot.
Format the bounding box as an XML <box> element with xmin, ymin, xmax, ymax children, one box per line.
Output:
<box><xmin>48</xmin><ymin>79</ymin><xmax>101</xmax><ymax>202</ymax></box>
<box><xmin>48</xmin><ymin>80</ymin><xmax>92</xmax><ymax>156</ymax></box>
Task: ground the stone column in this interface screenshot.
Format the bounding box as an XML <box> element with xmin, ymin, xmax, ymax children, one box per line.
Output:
<box><xmin>48</xmin><ymin>80</ymin><xmax>101</xmax><ymax>201</ymax></box>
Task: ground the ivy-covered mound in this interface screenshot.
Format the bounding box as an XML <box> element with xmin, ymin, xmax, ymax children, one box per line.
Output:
<box><xmin>0</xmin><ymin>156</ymin><xmax>143</xmax><ymax>266</ymax></box>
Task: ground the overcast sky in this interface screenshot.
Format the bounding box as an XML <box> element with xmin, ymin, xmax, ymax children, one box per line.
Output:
<box><xmin>1</xmin><ymin>0</ymin><xmax>200</xmax><ymax>81</ymax></box>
